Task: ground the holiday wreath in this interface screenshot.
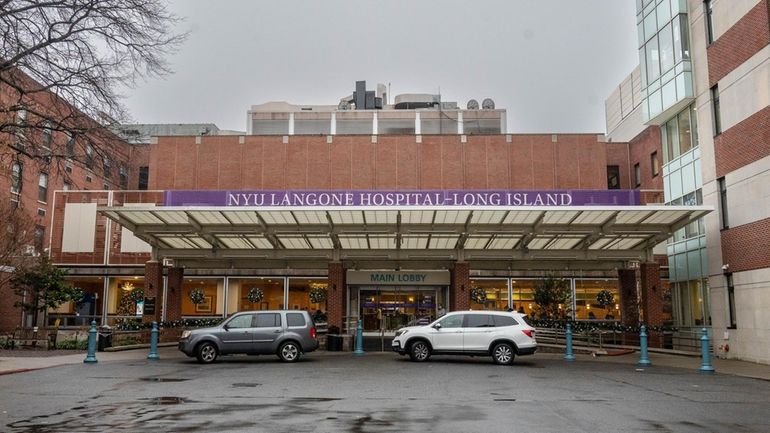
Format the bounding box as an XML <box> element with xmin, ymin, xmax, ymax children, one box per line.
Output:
<box><xmin>470</xmin><ymin>287</ymin><xmax>487</xmax><ymax>304</ymax></box>
<box><xmin>246</xmin><ymin>287</ymin><xmax>264</xmax><ymax>303</ymax></box>
<box><xmin>189</xmin><ymin>288</ymin><xmax>205</xmax><ymax>305</ymax></box>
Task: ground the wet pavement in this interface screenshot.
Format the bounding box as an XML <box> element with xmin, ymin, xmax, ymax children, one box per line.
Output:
<box><xmin>0</xmin><ymin>348</ymin><xmax>769</xmax><ymax>432</ymax></box>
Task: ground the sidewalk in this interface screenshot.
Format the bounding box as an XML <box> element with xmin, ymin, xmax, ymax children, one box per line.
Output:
<box><xmin>0</xmin><ymin>346</ymin><xmax>182</xmax><ymax>375</ymax></box>
<box><xmin>1</xmin><ymin>346</ymin><xmax>769</xmax><ymax>381</ymax></box>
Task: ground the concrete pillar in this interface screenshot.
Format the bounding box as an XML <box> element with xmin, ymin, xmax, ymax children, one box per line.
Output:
<box><xmin>166</xmin><ymin>267</ymin><xmax>184</xmax><ymax>322</ymax></box>
<box><xmin>618</xmin><ymin>268</ymin><xmax>638</xmax><ymax>327</ymax></box>
<box><xmin>143</xmin><ymin>261</ymin><xmax>163</xmax><ymax>324</ymax></box>
<box><xmin>450</xmin><ymin>262</ymin><xmax>471</xmax><ymax>311</ymax></box>
<box><xmin>415</xmin><ymin>112</ymin><xmax>421</xmax><ymax>135</ymax></box>
<box><xmin>331</xmin><ymin>112</ymin><xmax>336</xmax><ymax>135</ymax></box>
<box><xmin>372</xmin><ymin>111</ymin><xmax>378</xmax><ymax>135</ymax></box>
<box><xmin>457</xmin><ymin>111</ymin><xmax>464</xmax><ymax>134</ymax></box>
<box><xmin>327</xmin><ymin>262</ymin><xmax>346</xmax><ymax>332</ymax></box>
<box><xmin>288</xmin><ymin>112</ymin><xmax>295</xmax><ymax>135</ymax></box>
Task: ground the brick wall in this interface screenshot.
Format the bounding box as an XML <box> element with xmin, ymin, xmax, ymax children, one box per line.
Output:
<box><xmin>708</xmin><ymin>1</ymin><xmax>770</xmax><ymax>87</ymax></box>
<box><xmin>640</xmin><ymin>262</ymin><xmax>663</xmax><ymax>327</ymax></box>
<box><xmin>327</xmin><ymin>263</ymin><xmax>345</xmax><ymax>331</ymax></box>
<box><xmin>166</xmin><ymin>267</ymin><xmax>184</xmax><ymax>322</ymax></box>
<box><xmin>143</xmin><ymin>261</ymin><xmax>163</xmax><ymax>323</ymax></box>
<box><xmin>450</xmin><ymin>262</ymin><xmax>470</xmax><ymax>311</ymax></box>
<box><xmin>714</xmin><ymin>106</ymin><xmax>770</xmax><ymax>178</ymax></box>
<box><xmin>149</xmin><ymin>134</ymin><xmax>627</xmax><ymax>191</ymax></box>
<box><xmin>721</xmin><ymin>217</ymin><xmax>770</xmax><ymax>272</ymax></box>
<box><xmin>0</xmin><ymin>278</ymin><xmax>23</xmax><ymax>331</ymax></box>
<box><xmin>629</xmin><ymin>126</ymin><xmax>664</xmax><ymax>191</ymax></box>
<box><xmin>618</xmin><ymin>268</ymin><xmax>638</xmax><ymax>326</ymax></box>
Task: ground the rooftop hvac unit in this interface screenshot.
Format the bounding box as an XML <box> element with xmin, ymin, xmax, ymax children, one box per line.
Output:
<box><xmin>467</xmin><ymin>99</ymin><xmax>479</xmax><ymax>110</ymax></box>
<box><xmin>482</xmin><ymin>98</ymin><xmax>495</xmax><ymax>110</ymax></box>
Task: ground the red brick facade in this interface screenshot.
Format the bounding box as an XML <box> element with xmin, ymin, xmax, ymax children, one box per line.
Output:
<box><xmin>148</xmin><ymin>134</ymin><xmax>624</xmax><ymax>191</ymax></box>
<box><xmin>449</xmin><ymin>262</ymin><xmax>471</xmax><ymax>312</ymax></box>
<box><xmin>618</xmin><ymin>268</ymin><xmax>639</xmax><ymax>327</ymax></box>
<box><xmin>714</xmin><ymin>105</ymin><xmax>770</xmax><ymax>178</ymax></box>
<box><xmin>629</xmin><ymin>126</ymin><xmax>664</xmax><ymax>191</ymax></box>
<box><xmin>143</xmin><ymin>261</ymin><xmax>163</xmax><ymax>323</ymax></box>
<box><xmin>720</xmin><ymin>217</ymin><xmax>770</xmax><ymax>273</ymax></box>
<box><xmin>327</xmin><ymin>262</ymin><xmax>346</xmax><ymax>330</ymax></box>
<box><xmin>708</xmin><ymin>1</ymin><xmax>770</xmax><ymax>87</ymax></box>
<box><xmin>639</xmin><ymin>262</ymin><xmax>663</xmax><ymax>327</ymax></box>
<box><xmin>166</xmin><ymin>267</ymin><xmax>184</xmax><ymax>322</ymax></box>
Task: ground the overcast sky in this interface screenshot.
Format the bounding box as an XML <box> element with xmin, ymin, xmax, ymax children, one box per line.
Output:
<box><xmin>123</xmin><ymin>0</ymin><xmax>639</xmax><ymax>134</ymax></box>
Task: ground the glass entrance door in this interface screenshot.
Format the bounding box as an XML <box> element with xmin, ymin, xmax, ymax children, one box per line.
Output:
<box><xmin>358</xmin><ymin>286</ymin><xmax>441</xmax><ymax>333</ymax></box>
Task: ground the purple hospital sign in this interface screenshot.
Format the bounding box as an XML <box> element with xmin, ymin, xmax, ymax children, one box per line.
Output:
<box><xmin>163</xmin><ymin>190</ymin><xmax>640</xmax><ymax>207</ymax></box>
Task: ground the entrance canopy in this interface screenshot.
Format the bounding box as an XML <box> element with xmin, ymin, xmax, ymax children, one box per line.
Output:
<box><xmin>100</xmin><ymin>204</ymin><xmax>710</xmax><ymax>271</ymax></box>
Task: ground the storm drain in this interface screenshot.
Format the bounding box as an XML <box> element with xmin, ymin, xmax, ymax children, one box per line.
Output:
<box><xmin>139</xmin><ymin>377</ymin><xmax>189</xmax><ymax>382</ymax></box>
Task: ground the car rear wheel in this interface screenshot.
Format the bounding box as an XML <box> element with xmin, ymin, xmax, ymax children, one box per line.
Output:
<box><xmin>409</xmin><ymin>341</ymin><xmax>431</xmax><ymax>362</ymax></box>
<box><xmin>492</xmin><ymin>342</ymin><xmax>515</xmax><ymax>365</ymax></box>
<box><xmin>196</xmin><ymin>342</ymin><xmax>218</xmax><ymax>364</ymax></box>
<box><xmin>278</xmin><ymin>341</ymin><xmax>302</xmax><ymax>362</ymax></box>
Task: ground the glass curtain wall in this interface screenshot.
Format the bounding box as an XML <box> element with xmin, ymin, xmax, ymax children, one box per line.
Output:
<box><xmin>227</xmin><ymin>278</ymin><xmax>285</xmax><ymax>313</ymax></box>
<box><xmin>49</xmin><ymin>276</ymin><xmax>105</xmax><ymax>326</ymax></box>
<box><xmin>574</xmin><ymin>279</ymin><xmax>621</xmax><ymax>321</ymax></box>
<box><xmin>180</xmin><ymin>278</ymin><xmax>225</xmax><ymax>318</ymax></box>
<box><xmin>511</xmin><ymin>280</ymin><xmax>536</xmax><ymax>316</ymax></box>
<box><xmin>637</xmin><ymin>0</ymin><xmax>692</xmax><ymax>121</ymax></box>
<box><xmin>107</xmin><ymin>277</ymin><xmax>145</xmax><ymax>325</ymax></box>
<box><xmin>468</xmin><ymin>279</ymin><xmax>509</xmax><ymax>311</ymax></box>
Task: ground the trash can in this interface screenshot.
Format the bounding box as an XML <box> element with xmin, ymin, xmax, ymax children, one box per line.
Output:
<box><xmin>97</xmin><ymin>326</ymin><xmax>113</xmax><ymax>352</ymax></box>
<box><xmin>327</xmin><ymin>335</ymin><xmax>343</xmax><ymax>352</ymax></box>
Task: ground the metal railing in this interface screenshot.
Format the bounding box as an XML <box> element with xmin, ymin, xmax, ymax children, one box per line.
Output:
<box><xmin>535</xmin><ymin>326</ymin><xmax>709</xmax><ymax>353</ymax></box>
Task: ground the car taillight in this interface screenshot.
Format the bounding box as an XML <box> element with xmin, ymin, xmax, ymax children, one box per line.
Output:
<box><xmin>310</xmin><ymin>327</ymin><xmax>317</xmax><ymax>339</ymax></box>
<box><xmin>522</xmin><ymin>329</ymin><xmax>533</xmax><ymax>338</ymax></box>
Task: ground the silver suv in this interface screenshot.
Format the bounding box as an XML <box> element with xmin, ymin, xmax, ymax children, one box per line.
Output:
<box><xmin>392</xmin><ymin>311</ymin><xmax>536</xmax><ymax>365</ymax></box>
<box><xmin>178</xmin><ymin>310</ymin><xmax>319</xmax><ymax>363</ymax></box>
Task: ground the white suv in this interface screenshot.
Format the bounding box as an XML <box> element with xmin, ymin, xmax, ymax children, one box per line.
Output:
<box><xmin>392</xmin><ymin>311</ymin><xmax>537</xmax><ymax>365</ymax></box>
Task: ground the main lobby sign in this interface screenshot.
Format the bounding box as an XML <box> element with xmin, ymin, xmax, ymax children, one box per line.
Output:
<box><xmin>164</xmin><ymin>190</ymin><xmax>640</xmax><ymax>207</ymax></box>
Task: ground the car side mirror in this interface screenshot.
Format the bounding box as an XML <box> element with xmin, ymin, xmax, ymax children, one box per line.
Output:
<box><xmin>223</xmin><ymin>324</ymin><xmax>229</xmax><ymax>331</ymax></box>
<box><xmin>432</xmin><ymin>323</ymin><xmax>442</xmax><ymax>330</ymax></box>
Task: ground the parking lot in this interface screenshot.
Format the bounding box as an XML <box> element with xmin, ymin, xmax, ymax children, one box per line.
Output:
<box><xmin>1</xmin><ymin>348</ymin><xmax>770</xmax><ymax>432</ymax></box>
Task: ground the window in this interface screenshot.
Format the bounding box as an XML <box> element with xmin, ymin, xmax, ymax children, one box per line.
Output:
<box><xmin>138</xmin><ymin>166</ymin><xmax>149</xmax><ymax>190</ymax></box>
<box><xmin>607</xmin><ymin>165</ymin><xmax>621</xmax><ymax>189</ymax></box>
<box><xmin>492</xmin><ymin>315</ymin><xmax>517</xmax><ymax>327</ymax></box>
<box><xmin>119</xmin><ymin>163</ymin><xmax>128</xmax><ymax>189</ymax></box>
<box><xmin>85</xmin><ymin>143</ymin><xmax>94</xmax><ymax>169</ymax></box>
<box><xmin>227</xmin><ymin>314</ymin><xmax>255</xmax><ymax>329</ymax></box>
<box><xmin>11</xmin><ymin>162</ymin><xmax>22</xmax><ymax>194</ymax></box>
<box><xmin>287</xmin><ymin>313</ymin><xmax>306</xmax><ymax>327</ymax></box>
<box><xmin>651</xmin><ymin>152</ymin><xmax>659</xmax><ymax>177</ymax></box>
<box><xmin>718</xmin><ymin>177</ymin><xmax>729</xmax><ymax>229</ymax></box>
<box><xmin>645</xmin><ymin>35</ymin><xmax>661</xmax><ymax>82</ymax></box>
<box><xmin>34</xmin><ymin>226</ymin><xmax>45</xmax><ymax>253</ymax></box>
<box><xmin>705</xmin><ymin>0</ymin><xmax>715</xmax><ymax>44</ymax></box>
<box><xmin>14</xmin><ymin>109</ymin><xmax>27</xmax><ymax>150</ymax></box>
<box><xmin>66</xmin><ymin>134</ymin><xmax>75</xmax><ymax>158</ymax></box>
<box><xmin>38</xmin><ymin>173</ymin><xmax>48</xmax><ymax>202</ymax></box>
<box><xmin>256</xmin><ymin>313</ymin><xmax>281</xmax><ymax>328</ymax></box>
<box><xmin>464</xmin><ymin>314</ymin><xmax>492</xmax><ymax>328</ymax></box>
<box><xmin>726</xmin><ymin>274</ymin><xmax>736</xmax><ymax>328</ymax></box>
<box><xmin>102</xmin><ymin>156</ymin><xmax>111</xmax><ymax>178</ymax></box>
<box><xmin>634</xmin><ymin>163</ymin><xmax>641</xmax><ymax>187</ymax></box>
<box><xmin>662</xmin><ymin>105</ymin><xmax>698</xmax><ymax>163</ymax></box>
<box><xmin>42</xmin><ymin>122</ymin><xmax>52</xmax><ymax>152</ymax></box>
<box><xmin>711</xmin><ymin>85</ymin><xmax>721</xmax><ymax>135</ymax></box>
<box><xmin>436</xmin><ymin>314</ymin><xmax>463</xmax><ymax>328</ymax></box>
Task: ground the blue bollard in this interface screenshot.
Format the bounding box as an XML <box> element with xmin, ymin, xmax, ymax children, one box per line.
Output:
<box><xmin>564</xmin><ymin>322</ymin><xmax>575</xmax><ymax>361</ymax></box>
<box><xmin>638</xmin><ymin>325</ymin><xmax>652</xmax><ymax>367</ymax></box>
<box><xmin>83</xmin><ymin>320</ymin><xmax>98</xmax><ymax>364</ymax></box>
<box><xmin>147</xmin><ymin>321</ymin><xmax>160</xmax><ymax>360</ymax></box>
<box><xmin>353</xmin><ymin>319</ymin><xmax>365</xmax><ymax>356</ymax></box>
<box><xmin>699</xmin><ymin>327</ymin><xmax>715</xmax><ymax>374</ymax></box>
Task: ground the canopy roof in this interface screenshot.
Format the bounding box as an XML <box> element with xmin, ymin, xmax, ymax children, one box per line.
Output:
<box><xmin>100</xmin><ymin>205</ymin><xmax>710</xmax><ymax>270</ymax></box>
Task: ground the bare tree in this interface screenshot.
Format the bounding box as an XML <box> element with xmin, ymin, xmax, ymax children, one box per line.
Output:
<box><xmin>0</xmin><ymin>0</ymin><xmax>186</xmax><ymax>171</ymax></box>
<box><xmin>0</xmin><ymin>198</ymin><xmax>37</xmax><ymax>288</ymax></box>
